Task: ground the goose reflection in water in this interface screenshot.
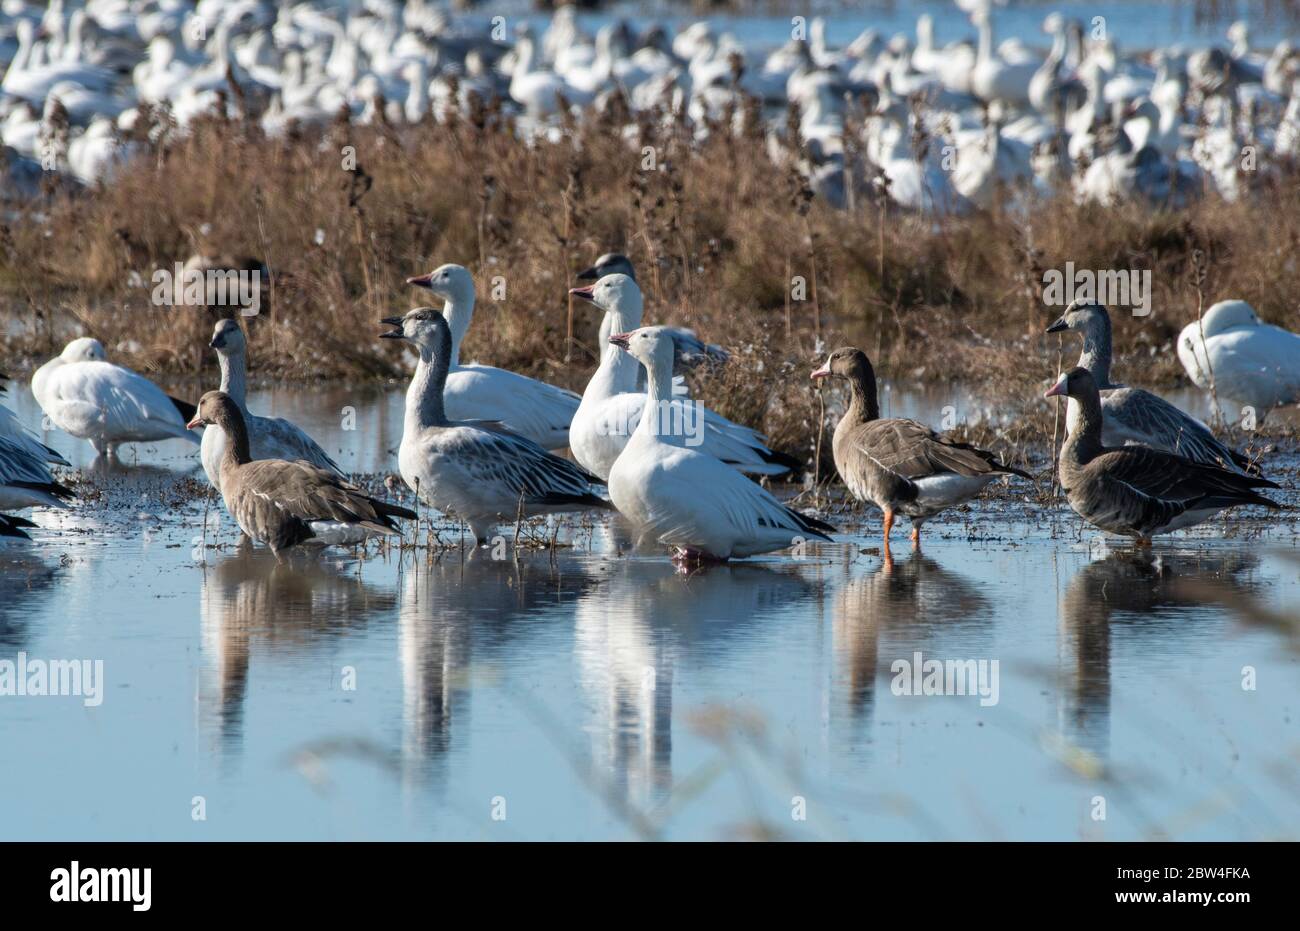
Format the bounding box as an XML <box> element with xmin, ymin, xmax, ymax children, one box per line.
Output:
<box><xmin>831</xmin><ymin>550</ymin><xmax>991</xmax><ymax>750</ymax></box>
<box><xmin>198</xmin><ymin>548</ymin><xmax>396</xmax><ymax>763</ymax></box>
<box><xmin>1057</xmin><ymin>548</ymin><xmax>1258</xmax><ymax>759</ymax></box>
<box><xmin>574</xmin><ymin>559</ymin><xmax>820</xmax><ymax>812</ymax></box>
<box><xmin>397</xmin><ymin>548</ymin><xmax>604</xmax><ymax>785</ymax></box>
<box><xmin>0</xmin><ymin>549</ymin><xmax>59</xmax><ymax>651</ymax></box>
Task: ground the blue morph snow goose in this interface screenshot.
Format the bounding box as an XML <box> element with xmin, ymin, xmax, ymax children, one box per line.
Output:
<box><xmin>381</xmin><ymin>307</ymin><xmax>613</xmax><ymax>545</ymax></box>
<box><xmin>1046</xmin><ymin>301</ymin><xmax>1257</xmax><ymax>473</ymax></box>
<box><xmin>1045</xmin><ymin>367</ymin><xmax>1280</xmax><ymax>543</ymax></box>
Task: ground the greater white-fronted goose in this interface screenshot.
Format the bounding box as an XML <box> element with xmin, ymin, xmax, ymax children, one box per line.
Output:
<box><xmin>1046</xmin><ymin>301</ymin><xmax>1257</xmax><ymax>473</ymax></box>
<box><xmin>381</xmin><ymin>307</ymin><xmax>613</xmax><ymax>545</ymax></box>
<box><xmin>576</xmin><ymin>253</ymin><xmax>729</xmax><ymax>369</ymax></box>
<box><xmin>405</xmin><ymin>263</ymin><xmax>581</xmax><ymax>450</ymax></box>
<box><xmin>200</xmin><ymin>319</ymin><xmax>342</xmax><ymax>493</ymax></box>
<box><xmin>568</xmin><ymin>274</ymin><xmax>798</xmax><ymax>481</ymax></box>
<box><xmin>607</xmin><ymin>326</ymin><xmax>835</xmax><ymax>562</ymax></box>
<box><xmin>186</xmin><ymin>391</ymin><xmax>415</xmax><ymax>556</ymax></box>
<box><xmin>31</xmin><ymin>337</ymin><xmax>199</xmax><ymax>458</ymax></box>
<box><xmin>1045</xmin><ymin>367</ymin><xmax>1281</xmax><ymax>542</ymax></box>
<box><xmin>1176</xmin><ymin>299</ymin><xmax>1300</xmax><ymax>419</ymax></box>
<box><xmin>812</xmin><ymin>346</ymin><xmax>1030</xmax><ymax>552</ymax></box>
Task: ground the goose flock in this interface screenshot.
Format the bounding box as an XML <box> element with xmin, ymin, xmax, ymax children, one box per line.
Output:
<box><xmin>3</xmin><ymin>245</ymin><xmax>1297</xmax><ymax>559</ymax></box>
<box><xmin>3</xmin><ymin>1</ymin><xmax>1300</xmax><ymax>209</ymax></box>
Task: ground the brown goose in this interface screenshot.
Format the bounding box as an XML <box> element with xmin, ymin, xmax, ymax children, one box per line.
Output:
<box><xmin>1045</xmin><ymin>367</ymin><xmax>1281</xmax><ymax>543</ymax></box>
<box><xmin>187</xmin><ymin>391</ymin><xmax>415</xmax><ymax>556</ymax></box>
<box><xmin>812</xmin><ymin>347</ymin><xmax>1029</xmax><ymax>551</ymax></box>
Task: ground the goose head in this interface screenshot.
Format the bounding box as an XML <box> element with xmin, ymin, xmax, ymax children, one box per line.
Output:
<box><xmin>609</xmin><ymin>325</ymin><xmax>673</xmax><ymax>372</ymax></box>
<box><xmin>61</xmin><ymin>337</ymin><xmax>107</xmax><ymax>363</ymax></box>
<box><xmin>406</xmin><ymin>263</ymin><xmax>474</xmax><ymax>305</ymax></box>
<box><xmin>209</xmin><ymin>318</ymin><xmax>247</xmax><ymax>355</ymax></box>
<box><xmin>1045</xmin><ymin>300</ymin><xmax>1110</xmax><ymax>336</ymax></box>
<box><xmin>186</xmin><ymin>389</ymin><xmax>241</xmax><ymax>431</ymax></box>
<box><xmin>569</xmin><ymin>272</ymin><xmax>642</xmax><ymax>322</ymax></box>
<box><xmin>810</xmin><ymin>346</ymin><xmax>874</xmax><ymax>383</ymax></box>
<box><xmin>1044</xmin><ymin>366</ymin><xmax>1098</xmax><ymax>401</ymax></box>
<box><xmin>380</xmin><ymin>306</ymin><xmax>451</xmax><ymax>359</ymax></box>
<box><xmin>576</xmin><ymin>252</ymin><xmax>635</xmax><ymax>281</ymax></box>
<box><xmin>1198</xmin><ymin>299</ymin><xmax>1261</xmax><ymax>337</ymax></box>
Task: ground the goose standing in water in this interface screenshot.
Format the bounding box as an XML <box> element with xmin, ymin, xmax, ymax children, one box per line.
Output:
<box><xmin>1046</xmin><ymin>301</ymin><xmax>1257</xmax><ymax>473</ymax></box>
<box><xmin>1</xmin><ymin>376</ymin><xmax>74</xmax><ymax>537</ymax></box>
<box><xmin>1045</xmin><ymin>368</ymin><xmax>1280</xmax><ymax>543</ymax></box>
<box><xmin>607</xmin><ymin>326</ymin><xmax>835</xmax><ymax>563</ymax></box>
<box><xmin>569</xmin><ymin>274</ymin><xmax>798</xmax><ymax>481</ymax></box>
<box><xmin>186</xmin><ymin>391</ymin><xmax>415</xmax><ymax>557</ymax></box>
<box><xmin>32</xmin><ymin>337</ymin><xmax>199</xmax><ymax>458</ymax></box>
<box><xmin>1177</xmin><ymin>300</ymin><xmax>1300</xmax><ymax>419</ymax></box>
<box><xmin>406</xmin><ymin>264</ymin><xmax>581</xmax><ymax>450</ymax></box>
<box><xmin>200</xmin><ymin>319</ymin><xmax>341</xmax><ymax>493</ymax></box>
<box><xmin>576</xmin><ymin>253</ymin><xmax>730</xmax><ymax>369</ymax></box>
<box><xmin>812</xmin><ymin>347</ymin><xmax>1029</xmax><ymax>553</ymax></box>
<box><xmin>381</xmin><ymin>307</ymin><xmax>612</xmax><ymax>545</ymax></box>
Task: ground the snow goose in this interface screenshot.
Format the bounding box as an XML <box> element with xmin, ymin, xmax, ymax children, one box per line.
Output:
<box><xmin>1</xmin><ymin>377</ymin><xmax>74</xmax><ymax>517</ymax></box>
<box><xmin>575</xmin><ymin>254</ymin><xmax>729</xmax><ymax>368</ymax></box>
<box><xmin>970</xmin><ymin>5</ymin><xmax>1038</xmax><ymax>108</ymax></box>
<box><xmin>1045</xmin><ymin>367</ymin><xmax>1279</xmax><ymax>543</ymax></box>
<box><xmin>568</xmin><ymin>274</ymin><xmax>797</xmax><ymax>481</ymax></box>
<box><xmin>606</xmin><ymin>326</ymin><xmax>835</xmax><ymax>563</ymax></box>
<box><xmin>200</xmin><ymin>319</ymin><xmax>341</xmax><ymax>493</ymax></box>
<box><xmin>381</xmin><ymin>307</ymin><xmax>612</xmax><ymax>545</ymax></box>
<box><xmin>186</xmin><ymin>391</ymin><xmax>414</xmax><ymax>557</ymax></box>
<box><xmin>1177</xmin><ymin>300</ymin><xmax>1300</xmax><ymax>418</ymax></box>
<box><xmin>405</xmin><ymin>263</ymin><xmax>580</xmax><ymax>450</ymax></box>
<box><xmin>31</xmin><ymin>337</ymin><xmax>199</xmax><ymax>458</ymax></box>
<box><xmin>812</xmin><ymin>347</ymin><xmax>1029</xmax><ymax>552</ymax></box>
<box><xmin>1046</xmin><ymin>302</ymin><xmax>1255</xmax><ymax>473</ymax></box>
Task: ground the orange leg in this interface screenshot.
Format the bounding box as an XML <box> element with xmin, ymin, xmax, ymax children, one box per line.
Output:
<box><xmin>910</xmin><ymin>525</ymin><xmax>921</xmax><ymax>549</ymax></box>
<box><xmin>882</xmin><ymin>509</ymin><xmax>894</xmax><ymax>544</ymax></box>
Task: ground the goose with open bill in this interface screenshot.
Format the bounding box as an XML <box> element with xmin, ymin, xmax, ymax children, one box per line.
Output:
<box><xmin>406</xmin><ymin>263</ymin><xmax>581</xmax><ymax>450</ymax></box>
<box><xmin>1046</xmin><ymin>300</ymin><xmax>1257</xmax><ymax>474</ymax></box>
<box><xmin>606</xmin><ymin>326</ymin><xmax>836</xmax><ymax>563</ymax></box>
<box><xmin>812</xmin><ymin>346</ymin><xmax>1030</xmax><ymax>553</ymax></box>
<box><xmin>381</xmin><ymin>307</ymin><xmax>613</xmax><ymax>545</ymax></box>
<box><xmin>1045</xmin><ymin>367</ymin><xmax>1281</xmax><ymax>543</ymax></box>
<box><xmin>186</xmin><ymin>391</ymin><xmax>415</xmax><ymax>557</ymax></box>
<box><xmin>200</xmin><ymin>318</ymin><xmax>342</xmax><ymax>494</ymax></box>
<box><xmin>31</xmin><ymin>337</ymin><xmax>199</xmax><ymax>459</ymax></box>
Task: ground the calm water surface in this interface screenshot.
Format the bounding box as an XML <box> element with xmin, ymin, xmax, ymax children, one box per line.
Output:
<box><xmin>1</xmin><ymin>382</ymin><xmax>1297</xmax><ymax>840</ymax></box>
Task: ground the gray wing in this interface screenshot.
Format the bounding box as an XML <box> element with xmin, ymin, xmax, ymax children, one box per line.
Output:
<box><xmin>0</xmin><ymin>436</ymin><xmax>59</xmax><ymax>486</ymax></box>
<box><xmin>441</xmin><ymin>425</ymin><xmax>609</xmax><ymax>506</ymax></box>
<box><xmin>1103</xmin><ymin>387</ymin><xmax>1251</xmax><ymax>472</ymax></box>
<box><xmin>256</xmin><ymin>415</ymin><xmax>344</xmax><ymax>476</ymax></box>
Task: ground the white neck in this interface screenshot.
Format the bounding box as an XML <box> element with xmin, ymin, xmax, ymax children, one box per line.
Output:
<box><xmin>441</xmin><ymin>292</ymin><xmax>473</xmax><ymax>368</ymax></box>
<box><xmin>217</xmin><ymin>351</ymin><xmax>249</xmax><ymax>410</ymax></box>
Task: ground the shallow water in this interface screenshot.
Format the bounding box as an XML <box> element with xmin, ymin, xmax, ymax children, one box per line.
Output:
<box><xmin>1</xmin><ymin>381</ymin><xmax>1298</xmax><ymax>840</ymax></box>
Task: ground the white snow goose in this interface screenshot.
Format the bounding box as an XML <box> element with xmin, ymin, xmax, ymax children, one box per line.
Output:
<box><xmin>31</xmin><ymin>337</ymin><xmax>199</xmax><ymax>458</ymax></box>
<box><xmin>606</xmin><ymin>326</ymin><xmax>835</xmax><ymax>564</ymax></box>
<box><xmin>200</xmin><ymin>319</ymin><xmax>342</xmax><ymax>493</ymax></box>
<box><xmin>576</xmin><ymin>253</ymin><xmax>730</xmax><ymax>368</ymax></box>
<box><xmin>381</xmin><ymin>307</ymin><xmax>613</xmax><ymax>545</ymax></box>
<box><xmin>1045</xmin><ymin>367</ymin><xmax>1280</xmax><ymax>543</ymax></box>
<box><xmin>568</xmin><ymin>274</ymin><xmax>800</xmax><ymax>481</ymax></box>
<box><xmin>406</xmin><ymin>264</ymin><xmax>580</xmax><ymax>450</ymax></box>
<box><xmin>1046</xmin><ymin>301</ymin><xmax>1258</xmax><ymax>474</ymax></box>
<box><xmin>1177</xmin><ymin>300</ymin><xmax>1300</xmax><ymax>420</ymax></box>
<box><xmin>186</xmin><ymin>391</ymin><xmax>415</xmax><ymax>557</ymax></box>
<box><xmin>812</xmin><ymin>347</ymin><xmax>1030</xmax><ymax>554</ymax></box>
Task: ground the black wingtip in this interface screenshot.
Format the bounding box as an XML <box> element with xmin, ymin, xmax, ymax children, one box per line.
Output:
<box><xmin>170</xmin><ymin>395</ymin><xmax>198</xmax><ymax>422</ymax></box>
<box><xmin>0</xmin><ymin>515</ymin><xmax>35</xmax><ymax>539</ymax></box>
<box><xmin>761</xmin><ymin>447</ymin><xmax>804</xmax><ymax>480</ymax></box>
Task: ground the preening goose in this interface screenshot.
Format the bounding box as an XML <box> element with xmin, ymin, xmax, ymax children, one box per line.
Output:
<box><xmin>186</xmin><ymin>391</ymin><xmax>414</xmax><ymax>556</ymax></box>
<box><xmin>200</xmin><ymin>319</ymin><xmax>341</xmax><ymax>493</ymax></box>
<box><xmin>1177</xmin><ymin>300</ymin><xmax>1300</xmax><ymax>418</ymax></box>
<box><xmin>31</xmin><ymin>337</ymin><xmax>199</xmax><ymax>458</ymax></box>
<box><xmin>568</xmin><ymin>274</ymin><xmax>798</xmax><ymax>481</ymax></box>
<box><xmin>381</xmin><ymin>307</ymin><xmax>612</xmax><ymax>545</ymax></box>
<box><xmin>812</xmin><ymin>347</ymin><xmax>1029</xmax><ymax>552</ymax></box>
<box><xmin>576</xmin><ymin>253</ymin><xmax>729</xmax><ymax>369</ymax></box>
<box><xmin>406</xmin><ymin>263</ymin><xmax>581</xmax><ymax>450</ymax></box>
<box><xmin>1046</xmin><ymin>302</ymin><xmax>1256</xmax><ymax>473</ymax></box>
<box><xmin>1045</xmin><ymin>367</ymin><xmax>1280</xmax><ymax>542</ymax></box>
<box><xmin>606</xmin><ymin>326</ymin><xmax>835</xmax><ymax>563</ymax></box>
